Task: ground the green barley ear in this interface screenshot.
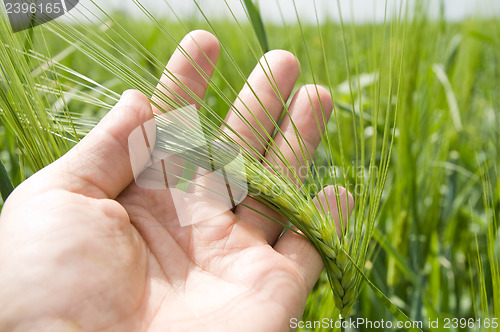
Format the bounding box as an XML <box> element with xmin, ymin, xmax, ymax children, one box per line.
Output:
<box><xmin>238</xmin><ymin>156</ymin><xmax>359</xmax><ymax>318</ymax></box>
<box><xmin>0</xmin><ymin>16</ymin><xmax>73</xmax><ymax>172</ymax></box>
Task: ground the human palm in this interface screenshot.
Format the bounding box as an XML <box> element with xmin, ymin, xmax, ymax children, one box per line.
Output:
<box><xmin>0</xmin><ymin>31</ymin><xmax>350</xmax><ymax>332</ymax></box>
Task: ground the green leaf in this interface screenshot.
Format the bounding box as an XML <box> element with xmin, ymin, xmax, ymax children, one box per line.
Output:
<box><xmin>344</xmin><ymin>249</ymin><xmax>423</xmax><ymax>332</ymax></box>
<box><xmin>242</xmin><ymin>0</ymin><xmax>269</xmax><ymax>53</ymax></box>
<box><xmin>0</xmin><ymin>159</ymin><xmax>14</xmax><ymax>202</ymax></box>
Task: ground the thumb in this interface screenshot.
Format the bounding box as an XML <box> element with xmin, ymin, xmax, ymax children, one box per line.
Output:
<box><xmin>313</xmin><ymin>185</ymin><xmax>354</xmax><ymax>236</ymax></box>
<box><xmin>49</xmin><ymin>90</ymin><xmax>155</xmax><ymax>199</ymax></box>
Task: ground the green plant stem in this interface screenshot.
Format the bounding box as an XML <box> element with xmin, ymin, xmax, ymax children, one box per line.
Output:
<box><xmin>242</xmin><ymin>0</ymin><xmax>269</xmax><ymax>52</ymax></box>
<box><xmin>0</xmin><ymin>159</ymin><xmax>14</xmax><ymax>202</ymax></box>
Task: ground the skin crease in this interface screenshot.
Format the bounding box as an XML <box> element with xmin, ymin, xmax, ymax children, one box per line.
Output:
<box><xmin>0</xmin><ymin>30</ymin><xmax>354</xmax><ymax>332</ymax></box>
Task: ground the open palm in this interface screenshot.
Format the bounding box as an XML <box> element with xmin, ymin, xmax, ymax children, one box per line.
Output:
<box><xmin>0</xmin><ymin>31</ymin><xmax>351</xmax><ymax>332</ymax></box>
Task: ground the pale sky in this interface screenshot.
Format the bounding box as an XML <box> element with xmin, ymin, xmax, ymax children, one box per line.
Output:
<box><xmin>71</xmin><ymin>0</ymin><xmax>500</xmax><ymax>24</ymax></box>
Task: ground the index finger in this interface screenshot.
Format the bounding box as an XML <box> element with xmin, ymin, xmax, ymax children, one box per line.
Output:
<box><xmin>152</xmin><ymin>30</ymin><xmax>220</xmax><ymax>114</ymax></box>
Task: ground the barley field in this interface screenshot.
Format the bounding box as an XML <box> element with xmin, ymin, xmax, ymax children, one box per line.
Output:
<box><xmin>0</xmin><ymin>1</ymin><xmax>499</xmax><ymax>331</ymax></box>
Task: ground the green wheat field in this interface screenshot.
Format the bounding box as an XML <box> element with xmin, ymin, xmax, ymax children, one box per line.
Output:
<box><xmin>0</xmin><ymin>1</ymin><xmax>499</xmax><ymax>331</ymax></box>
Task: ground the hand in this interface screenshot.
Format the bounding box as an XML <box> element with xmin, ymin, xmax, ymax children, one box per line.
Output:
<box><xmin>0</xmin><ymin>30</ymin><xmax>351</xmax><ymax>332</ymax></box>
